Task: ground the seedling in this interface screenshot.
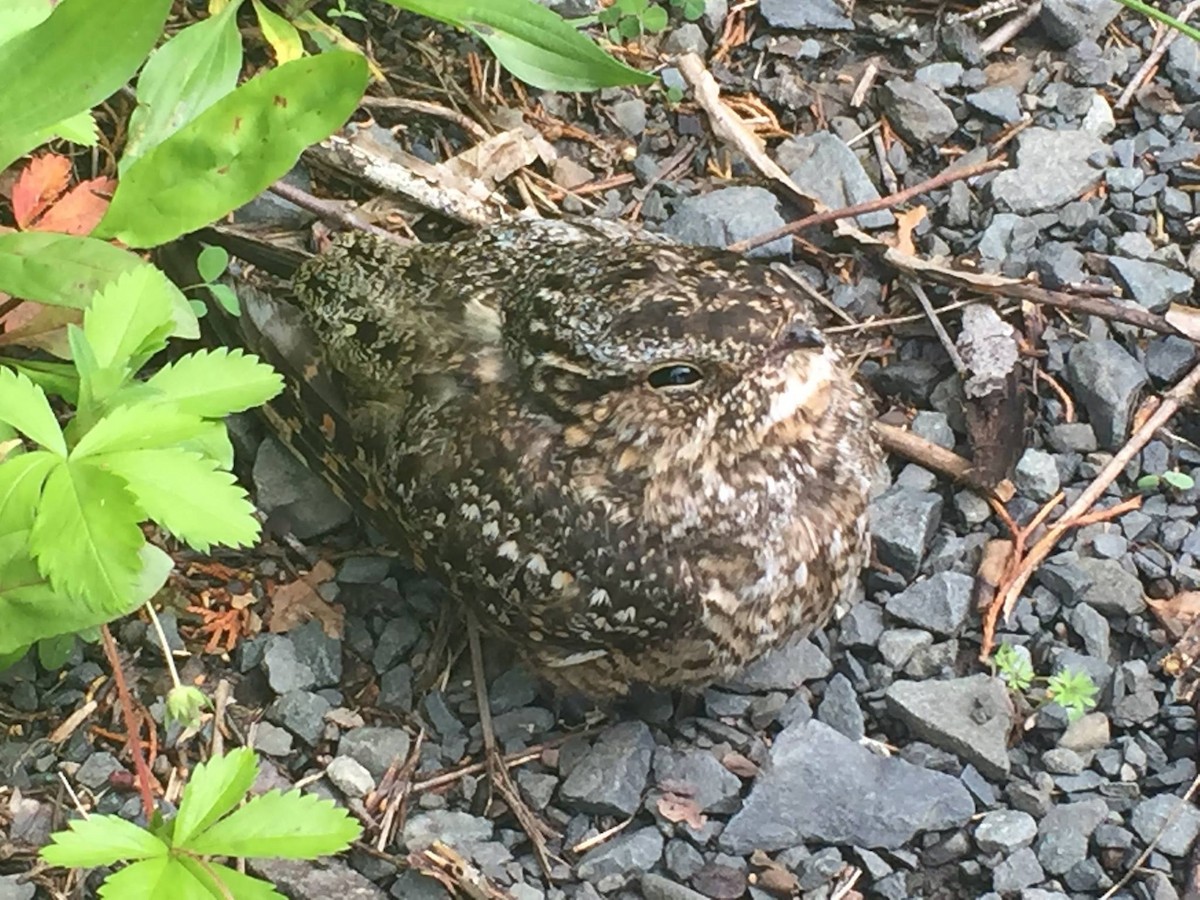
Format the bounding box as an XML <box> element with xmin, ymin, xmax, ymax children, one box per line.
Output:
<box><xmin>41</xmin><ymin>747</ymin><xmax>361</xmax><ymax>899</ymax></box>
<box><xmin>1136</xmin><ymin>470</ymin><xmax>1195</xmax><ymax>493</ymax></box>
<box><xmin>993</xmin><ymin>643</ymin><xmax>1099</xmax><ymax>721</ymax></box>
<box><xmin>600</xmin><ymin>0</ymin><xmax>669</xmax><ymax>41</ymax></box>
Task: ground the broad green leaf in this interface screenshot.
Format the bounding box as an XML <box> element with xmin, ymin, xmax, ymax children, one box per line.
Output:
<box><xmin>0</xmin><ymin>0</ymin><xmax>173</xmax><ymax>171</ymax></box>
<box><xmin>37</xmin><ymin>632</ymin><xmax>77</xmax><ymax>670</ymax></box>
<box><xmin>177</xmin><ymin>857</ymin><xmax>285</xmax><ymax>899</ymax></box>
<box><xmin>0</xmin><ymin>450</ymin><xmax>60</xmax><ymax>532</ymax></box>
<box><xmin>29</xmin><ymin>460</ymin><xmax>144</xmax><ymax>612</ymax></box>
<box><xmin>98</xmin><ymin>857</ymin><xmax>219</xmax><ymax>900</ymax></box>
<box><xmin>0</xmin><ymin>232</ymin><xmax>198</xmax><ymax>339</ymax></box>
<box><xmin>388</xmin><ymin>0</ymin><xmax>654</xmax><ymax>91</ymax></box>
<box><xmin>96</xmin><ymin>51</ymin><xmax>370</xmax><ymax>249</ymax></box>
<box><xmin>98</xmin><ymin>449</ymin><xmax>259</xmax><ymax>552</ymax></box>
<box><xmin>82</xmin><ymin>268</ymin><xmax>177</xmax><ymax>372</ymax></box>
<box><xmin>124</xmin><ymin>0</ymin><xmax>246</xmax><ymax>170</ymax></box>
<box><xmin>186</xmin><ymin>789</ymin><xmax>362</xmax><ymax>858</ymax></box>
<box><xmin>195</xmin><ymin>245</ymin><xmax>230</xmax><ymax>283</ymax></box>
<box><xmin>41</xmin><ymin>814</ymin><xmax>168</xmax><ymax>868</ymax></box>
<box><xmin>145</xmin><ymin>349</ymin><xmax>284</xmax><ymax>418</ymax></box>
<box><xmin>252</xmin><ymin>0</ymin><xmax>304</xmax><ymax>64</ymax></box>
<box><xmin>0</xmin><ymin>543</ymin><xmax>168</xmax><ymax>656</ymax></box>
<box><xmin>0</xmin><ymin>368</ymin><xmax>66</xmax><ymax>455</ymax></box>
<box><xmin>2</xmin><ymin>359</ymin><xmax>81</xmax><ymax>404</ymax></box>
<box><xmin>69</xmin><ymin>405</ymin><xmax>209</xmax><ymax>458</ymax></box>
<box><xmin>0</xmin><ymin>0</ymin><xmax>54</xmax><ymax>47</ymax></box>
<box><xmin>173</xmin><ymin>747</ymin><xmax>259</xmax><ymax>847</ymax></box>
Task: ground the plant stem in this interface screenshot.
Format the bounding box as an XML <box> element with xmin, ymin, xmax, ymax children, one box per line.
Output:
<box><xmin>1117</xmin><ymin>0</ymin><xmax>1200</xmax><ymax>42</ymax></box>
<box><xmin>145</xmin><ymin>601</ymin><xmax>183</xmax><ymax>690</ymax></box>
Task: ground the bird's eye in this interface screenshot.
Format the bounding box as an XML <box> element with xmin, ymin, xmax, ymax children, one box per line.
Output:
<box><xmin>647</xmin><ymin>364</ymin><xmax>703</xmax><ymax>389</ymax></box>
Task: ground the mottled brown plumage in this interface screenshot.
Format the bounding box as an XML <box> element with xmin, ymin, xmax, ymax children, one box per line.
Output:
<box><xmin>241</xmin><ymin>218</ymin><xmax>880</xmax><ymax>696</ymax></box>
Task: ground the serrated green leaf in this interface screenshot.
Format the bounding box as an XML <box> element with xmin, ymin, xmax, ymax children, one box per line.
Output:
<box><xmin>124</xmin><ymin>0</ymin><xmax>246</xmax><ymax>171</ymax></box>
<box><xmin>51</xmin><ymin>110</ymin><xmax>99</xmax><ymax>147</ymax></box>
<box><xmin>196</xmin><ymin>245</ymin><xmax>230</xmax><ymax>284</ymax></box>
<box><xmin>0</xmin><ymin>368</ymin><xmax>66</xmax><ymax>455</ymax></box>
<box><xmin>383</xmin><ymin>0</ymin><xmax>654</xmax><ymax>91</ymax></box>
<box><xmin>181</xmin><ymin>421</ymin><xmax>236</xmax><ymax>470</ymax></box>
<box><xmin>145</xmin><ymin>349</ymin><xmax>284</xmax><ymax>419</ymax></box>
<box><xmin>173</xmin><ymin>747</ymin><xmax>259</xmax><ymax>847</ymax></box>
<box><xmin>98</xmin><ymin>856</ymin><xmax>218</xmax><ymax>900</ymax></box>
<box><xmin>29</xmin><ymin>460</ymin><xmax>144</xmax><ymax>612</ymax></box>
<box><xmin>70</xmin><ymin>404</ymin><xmax>209</xmax><ymax>459</ymax></box>
<box><xmin>252</xmin><ymin>0</ymin><xmax>304</xmax><ymax>65</ymax></box>
<box><xmin>96</xmin><ymin>51</ymin><xmax>370</xmax><ymax>249</ymax></box>
<box><xmin>177</xmin><ymin>857</ymin><xmax>286</xmax><ymax>900</ymax></box>
<box><xmin>97</xmin><ymin>449</ymin><xmax>260</xmax><ymax>552</ymax></box>
<box><xmin>187</xmin><ymin>789</ymin><xmax>362</xmax><ymax>858</ymax></box>
<box><xmin>0</xmin><ymin>0</ymin><xmax>173</xmax><ymax>170</ymax></box>
<box><xmin>0</xmin><ymin>450</ymin><xmax>59</xmax><ymax>533</ymax></box>
<box><xmin>41</xmin><ymin>814</ymin><xmax>168</xmax><ymax>868</ymax></box>
<box><xmin>1</xmin><ymin>359</ymin><xmax>80</xmax><ymax>405</ymax></box>
<box><xmin>0</xmin><ymin>232</ymin><xmax>198</xmax><ymax>339</ymax></box>
<box><xmin>83</xmin><ymin>267</ymin><xmax>177</xmax><ymax>372</ymax></box>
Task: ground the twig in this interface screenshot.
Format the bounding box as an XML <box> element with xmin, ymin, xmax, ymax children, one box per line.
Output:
<box><xmin>360</xmin><ymin>95</ymin><xmax>490</xmax><ymax>141</ymax></box>
<box><xmin>1116</xmin><ymin>0</ymin><xmax>1200</xmax><ymax>109</ymax></box>
<box><xmin>980</xmin><ymin>1</ymin><xmax>1044</xmax><ymax>56</ymax></box>
<box><xmin>908</xmin><ymin>280</ymin><xmax>968</xmax><ymax>376</ymax></box>
<box><xmin>1100</xmin><ymin>772</ymin><xmax>1200</xmax><ymax>899</ymax></box>
<box><xmin>874</xmin><ymin>421</ymin><xmax>998</xmax><ymax>497</ymax></box>
<box><xmin>267</xmin><ymin>180</ymin><xmax>404</xmax><ymax>243</ymax></box>
<box><xmin>981</xmin><ymin>360</ymin><xmax>1200</xmax><ymax>659</ymax></box>
<box><xmin>727</xmin><ymin>159</ymin><xmax>1008</xmax><ymax>254</ymax></box>
<box><xmin>99</xmin><ymin>625</ymin><xmax>155</xmax><ymax>820</ymax></box>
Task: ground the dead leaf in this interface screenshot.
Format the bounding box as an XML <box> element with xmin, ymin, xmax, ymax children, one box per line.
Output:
<box><xmin>721</xmin><ymin>751</ymin><xmax>760</xmax><ymax>778</ymax></box>
<box><xmin>33</xmin><ymin>176</ymin><xmax>115</xmax><ymax>235</ymax></box>
<box><xmin>656</xmin><ymin>791</ymin><xmax>707</xmax><ymax>830</ymax></box>
<box><xmin>12</xmin><ymin>154</ymin><xmax>71</xmax><ymax>228</ymax></box>
<box><xmin>0</xmin><ymin>302</ymin><xmax>80</xmax><ymax>358</ymax></box>
<box><xmin>1166</xmin><ymin>302</ymin><xmax>1200</xmax><ymax>342</ymax></box>
<box><xmin>892</xmin><ymin>204</ymin><xmax>927</xmax><ymax>256</ymax></box>
<box><xmin>266</xmin><ymin>560</ymin><xmax>344</xmax><ymax>636</ymax></box>
<box><xmin>1147</xmin><ymin>592</ymin><xmax>1200</xmax><ymax>637</ymax></box>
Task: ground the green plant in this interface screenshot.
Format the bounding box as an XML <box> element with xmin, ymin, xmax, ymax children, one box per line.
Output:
<box><xmin>1115</xmin><ymin>0</ymin><xmax>1200</xmax><ymax>43</ymax></box>
<box><xmin>1136</xmin><ymin>470</ymin><xmax>1195</xmax><ymax>493</ymax></box>
<box><xmin>193</xmin><ymin>245</ymin><xmax>241</xmax><ymax>318</ymax></box>
<box><xmin>993</xmin><ymin>643</ymin><xmax>1099</xmax><ymax>721</ymax></box>
<box><xmin>41</xmin><ymin>747</ymin><xmax>361</xmax><ymax>899</ymax></box>
<box><xmin>600</xmin><ymin>0</ymin><xmax>670</xmax><ymax>41</ymax></box>
<box><xmin>669</xmin><ymin>0</ymin><xmax>706</xmax><ymax>21</ymax></box>
<box><xmin>328</xmin><ymin>0</ymin><xmax>368</xmax><ymax>22</ymax></box>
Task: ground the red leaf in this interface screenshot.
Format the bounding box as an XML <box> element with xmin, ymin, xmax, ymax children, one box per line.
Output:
<box><xmin>12</xmin><ymin>154</ymin><xmax>71</xmax><ymax>229</ymax></box>
<box><xmin>33</xmin><ymin>176</ymin><xmax>115</xmax><ymax>235</ymax></box>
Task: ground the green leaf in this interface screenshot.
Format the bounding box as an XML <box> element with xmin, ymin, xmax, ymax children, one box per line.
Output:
<box><xmin>41</xmin><ymin>814</ymin><xmax>168</xmax><ymax>868</ymax></box>
<box><xmin>0</xmin><ymin>0</ymin><xmax>54</xmax><ymax>47</ymax></box>
<box><xmin>207</xmin><ymin>283</ymin><xmax>241</xmax><ymax>316</ymax></box>
<box><xmin>617</xmin><ymin>15</ymin><xmax>640</xmax><ymax>38</ymax></box>
<box><xmin>1136</xmin><ymin>473</ymin><xmax>1161</xmax><ymax>491</ymax></box>
<box><xmin>96</xmin><ymin>51</ymin><xmax>370</xmax><ymax>249</ymax></box>
<box><xmin>1162</xmin><ymin>470</ymin><xmax>1195</xmax><ymax>491</ymax></box>
<box><xmin>1</xmin><ymin>359</ymin><xmax>80</xmax><ymax>405</ymax></box>
<box><xmin>0</xmin><ymin>232</ymin><xmax>198</xmax><ymax>339</ymax></box>
<box><xmin>1115</xmin><ymin>0</ymin><xmax>1200</xmax><ymax>43</ymax></box>
<box><xmin>29</xmin><ymin>460</ymin><xmax>144</xmax><ymax>612</ymax></box>
<box><xmin>37</xmin><ymin>632</ymin><xmax>77</xmax><ymax>670</ymax></box>
<box><xmin>176</xmin><ymin>857</ymin><xmax>286</xmax><ymax>900</ymax></box>
<box><xmin>123</xmin><ymin>0</ymin><xmax>246</xmax><ymax>171</ymax></box>
<box><xmin>82</xmin><ymin>267</ymin><xmax>177</xmax><ymax>372</ymax></box>
<box><xmin>0</xmin><ymin>368</ymin><xmax>67</xmax><ymax>455</ymax></box>
<box><xmin>144</xmin><ymin>349</ymin><xmax>284</xmax><ymax>418</ymax></box>
<box><xmin>165</xmin><ymin>685</ymin><xmax>210</xmax><ymax>730</ymax></box>
<box><xmin>0</xmin><ymin>0</ymin><xmax>173</xmax><ymax>170</ymax></box>
<box><xmin>98</xmin><ymin>449</ymin><xmax>260</xmax><ymax>552</ymax></box>
<box><xmin>386</xmin><ymin>0</ymin><xmax>655</xmax><ymax>91</ymax></box>
<box><xmin>98</xmin><ymin>856</ymin><xmax>221</xmax><ymax>900</ymax></box>
<box><xmin>0</xmin><ymin>450</ymin><xmax>59</xmax><ymax>533</ymax></box>
<box><xmin>173</xmin><ymin>747</ymin><xmax>259</xmax><ymax>847</ymax></box>
<box><xmin>181</xmin><ymin>421</ymin><xmax>237</xmax><ymax>470</ymax></box>
<box><xmin>187</xmin><ymin>789</ymin><xmax>362</xmax><ymax>858</ymax></box>
<box><xmin>70</xmin><ymin>405</ymin><xmax>209</xmax><ymax>458</ymax></box>
<box><xmin>641</xmin><ymin>4</ymin><xmax>668</xmax><ymax>32</ymax></box>
<box><xmin>252</xmin><ymin>0</ymin><xmax>304</xmax><ymax>64</ymax></box>
<box><xmin>196</xmin><ymin>245</ymin><xmax>230</xmax><ymax>284</ymax></box>
<box><xmin>51</xmin><ymin>110</ymin><xmax>100</xmax><ymax>146</ymax></box>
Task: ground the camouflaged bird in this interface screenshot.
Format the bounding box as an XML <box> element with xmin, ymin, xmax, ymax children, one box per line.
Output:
<box><xmin>238</xmin><ymin>218</ymin><xmax>881</xmax><ymax>697</ymax></box>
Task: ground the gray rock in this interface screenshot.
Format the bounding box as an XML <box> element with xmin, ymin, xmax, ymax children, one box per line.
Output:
<box><xmin>389</xmin><ymin>871</ymin><xmax>452</xmax><ymax>899</ymax></box>
<box><xmin>254</xmin><ymin>722</ymin><xmax>293</xmax><ymax>757</ymax></box>
<box><xmin>992</xmin><ymin>847</ymin><xmax>1044</xmax><ymax>893</ymax></box>
<box><xmin>1108</xmin><ymin>257</ymin><xmax>1194</xmax><ymax>313</ymax></box>
<box><xmin>610</xmin><ymin>98</ymin><xmax>646</xmax><ymax>137</ymax></box>
<box><xmin>662</xmin><ymin>23</ymin><xmax>707</xmax><ymax>55</ymax></box>
<box><xmin>0</xmin><ymin>875</ymin><xmax>35</xmax><ymax>900</ymax></box>
<box><xmin>1106</xmin><ymin>166</ymin><xmax>1146</xmax><ymax>192</ymax></box>
<box><xmin>990</xmin><ymin>128</ymin><xmax>1106</xmax><ymax>214</ymax></box>
<box><xmin>885</xmin><ymin>572</ymin><xmax>973</xmax><ymax>637</ymax></box>
<box><xmin>1042</xmin><ymin>747</ymin><xmax>1086</xmax><ymax>775</ymax></box>
<box><xmin>816</xmin><ymin>672</ymin><xmax>865</xmax><ymax>741</ymax></box>
<box><xmin>1035</xmin><ymin>242</ymin><xmax>1087</xmax><ymax>289</ymax></box>
<box><xmin>338</xmin><ymin>726</ymin><xmax>412</xmax><ymax>779</ymax></box>
<box><xmin>1077</xmin><ymin>557</ymin><xmax>1147</xmax><ymax>616</ymax></box>
<box><xmin>288</xmin><ymin>620</ymin><xmax>343</xmax><ymax>687</ymax></box>
<box><xmin>576</xmin><ymin>828</ymin><xmax>665</xmax><ymax>880</ymax></box>
<box><xmin>559</xmin><ymin>721</ymin><xmax>654</xmax><ymax>817</ymax></box>
<box><xmin>1047</xmin><ymin>423</ymin><xmax>1098</xmax><ymax>453</ymax></box>
<box><xmin>251</xmin><ymin>858</ymin><xmax>386</xmax><ymax>900</ymax></box>
<box><xmin>975</xmin><ymin>809</ymin><xmax>1038</xmax><ymax>854</ymax></box>
<box><xmin>327</xmin><ymin>755</ymin><xmax>375</xmax><ymax>799</ymax></box>
<box><xmin>722</xmin><ymin>636</ymin><xmax>831</xmax><ymax>691</ymax></box>
<box><xmin>1041</xmin><ymin>0</ymin><xmax>1122</xmax><ymax>46</ymax></box>
<box><xmin>662</xmin><ymin>187</ymin><xmax>790</xmax><ymax>258</ymax></box>
<box><xmin>76</xmin><ymin>752</ymin><xmax>123</xmax><ymax>790</ymax></box>
<box><xmin>266</xmin><ymin>690</ymin><xmax>331</xmax><ymax>746</ymax></box>
<box><xmin>262</xmin><ymin>636</ymin><xmax>316</xmax><ymax>694</ymax></box>
<box><xmin>403</xmin><ymin>810</ymin><xmax>493</xmax><ymax>851</ymax></box>
<box><xmin>965</xmin><ymin>87</ymin><xmax>1023</xmax><ymax>123</ymax></box>
<box><xmin>1035</xmin><ymin>799</ymin><xmax>1108</xmax><ymax>875</ymax></box>
<box><xmin>840</xmin><ymin>601</ymin><xmax>885</xmax><ymax>646</ymax></box>
<box><xmin>870</xmin><ymin>488</ymin><xmax>943</xmax><ymax>579</ymax></box>
<box><xmin>1059</xmin><ymin>712</ymin><xmax>1111</xmax><ymax>752</ymax></box>
<box><xmin>1132</xmin><ymin>796</ymin><xmax>1200</xmax><ymax>859</ymax></box>
<box><xmin>252</xmin><ymin>437</ymin><xmax>352</xmax><ymax>538</ymax></box>
<box><xmin>884</xmin><ymin>675</ymin><xmax>1014</xmax><ymax>778</ymax></box>
<box><xmin>652</xmin><ymin>747</ymin><xmax>742</xmax><ymax>814</ymax></box>
<box><xmin>777</xmin><ymin>132</ymin><xmax>893</xmax><ymax>229</ymax></box>
<box><xmin>1068</xmin><ymin>602</ymin><xmax>1110</xmax><ymax>659</ymax></box>
<box><xmin>878</xmin><ymin>628</ymin><xmax>933</xmax><ymax>668</ymax></box>
<box><xmin>337</xmin><ymin>556</ymin><xmax>391</xmax><ymax>584</ymax></box>
<box><xmin>1066</xmin><ymin>340</ymin><xmax>1149</xmax><ymax>449</ymax></box>
<box><xmin>1013</xmin><ymin>448</ymin><xmax>1061</xmax><ymax>502</ymax></box>
<box><xmin>640</xmin><ymin>874</ymin><xmax>708</xmax><ymax>900</ymax></box>
<box><xmin>879</xmin><ymin>79</ymin><xmax>958</xmax><ymax>145</ymax></box>
<box><xmin>759</xmin><ymin>0</ymin><xmax>853</xmax><ymax>29</ymax></box>
<box><xmin>719</xmin><ymin>720</ymin><xmax>973</xmax><ymax>852</ymax></box>
<box><xmin>916</xmin><ymin>61</ymin><xmax>964</xmax><ymax>89</ymax></box>
<box><xmin>912</xmin><ymin>411</ymin><xmax>955</xmax><ymax>449</ymax></box>
<box><xmin>1146</xmin><ymin>335</ymin><xmax>1198</xmax><ymax>384</ymax></box>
